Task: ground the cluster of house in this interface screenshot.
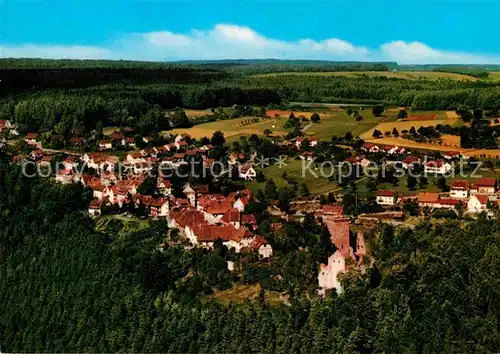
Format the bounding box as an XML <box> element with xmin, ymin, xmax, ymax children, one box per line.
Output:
<box><xmin>376</xmin><ymin>177</ymin><xmax>498</xmax><ymax>216</ymax></box>
<box><xmin>361</xmin><ymin>143</ymin><xmax>461</xmax><ymax>174</ymax></box>
<box><xmin>0</xmin><ymin>120</ymin><xmax>18</xmax><ymax>136</ymax></box>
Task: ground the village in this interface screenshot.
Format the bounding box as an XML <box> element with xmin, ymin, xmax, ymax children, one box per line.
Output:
<box><xmin>2</xmin><ymin>114</ymin><xmax>499</xmax><ymax>296</ymax></box>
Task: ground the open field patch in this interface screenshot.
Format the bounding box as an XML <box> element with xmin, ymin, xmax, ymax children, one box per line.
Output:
<box><xmin>184</xmin><ymin>109</ymin><xmax>213</xmax><ymax>118</ymax></box>
<box><xmin>360</xmin><ymin>118</ymin><xmax>458</xmax><ymax>139</ymax></box>
<box><xmin>445</xmin><ymin>111</ymin><xmax>459</xmax><ymax>119</ymax></box>
<box><xmin>204</xmin><ymin>284</ymin><xmax>285</xmax><ymax>306</ymax></box>
<box><xmin>165</xmin><ymin>117</ymin><xmax>291</xmax><ymax>139</ymax></box>
<box><xmin>245</xmin><ymin>159</ymin><xmax>338</xmax><ymax>195</ymax></box>
<box><xmin>254</xmin><ymin>71</ymin><xmax>479</xmax><ymax>81</ymax></box>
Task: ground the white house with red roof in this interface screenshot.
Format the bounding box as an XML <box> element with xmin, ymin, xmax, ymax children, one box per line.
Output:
<box><xmin>424</xmin><ymin>160</ymin><xmax>452</xmax><ymax>174</ymax></box>
<box><xmin>295</xmin><ymin>136</ymin><xmax>318</xmax><ymax>149</ymax></box>
<box><xmin>251</xmin><ymin>236</ymin><xmax>273</xmax><ymax>259</ymax></box>
<box><xmin>88</xmin><ymin>199</ymin><xmax>103</xmax><ymax>217</ymax></box>
<box><xmin>361</xmin><ymin>143</ymin><xmax>380</xmax><ymax>153</ymax></box>
<box><xmin>443</xmin><ymin>151</ymin><xmax>461</xmax><ymax>160</ymax></box>
<box><xmin>450</xmin><ymin>180</ymin><xmax>469</xmax><ymax>199</ymax></box>
<box><xmin>238</xmin><ymin>163</ymin><xmax>256</xmax><ymax>180</ymax></box>
<box><xmin>376</xmin><ymin>190</ymin><xmax>397</xmax><ymax>205</ymax></box>
<box><xmin>25</xmin><ymin>133</ymin><xmax>40</xmax><ymax>146</ymax></box>
<box><xmin>468</xmin><ymin>194</ymin><xmax>489</xmax><ymax>214</ymax></box>
<box><xmin>471</xmin><ymin>178</ymin><xmax>497</xmax><ymax>195</ymax></box>
<box><xmin>98</xmin><ymin>140</ymin><xmax>112</xmax><ymax>151</ymax></box>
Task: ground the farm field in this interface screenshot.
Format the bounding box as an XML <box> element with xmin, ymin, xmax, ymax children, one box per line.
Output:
<box><xmin>359</xmin><ymin>117</ymin><xmax>459</xmax><ymax>140</ymax></box>
<box><xmin>254</xmin><ymin>71</ymin><xmax>479</xmax><ymax>81</ymax></box>
<box><xmin>245</xmin><ymin>159</ymin><xmax>338</xmax><ymax>195</ymax></box>
<box><xmin>166</xmin><ymin>116</ymin><xmax>291</xmax><ymax>140</ymax></box>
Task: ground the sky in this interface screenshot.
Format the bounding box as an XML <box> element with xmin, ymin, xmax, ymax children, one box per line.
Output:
<box><xmin>1</xmin><ymin>0</ymin><xmax>500</xmax><ymax>64</ymax></box>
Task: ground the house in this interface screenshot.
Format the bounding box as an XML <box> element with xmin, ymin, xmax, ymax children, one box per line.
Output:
<box><xmin>228</xmin><ymin>152</ymin><xmax>245</xmax><ymax>166</ymax></box>
<box><xmin>110</xmin><ymin>131</ymin><xmax>124</xmax><ymax>141</ymax></box>
<box><xmin>238</xmin><ymin>163</ymin><xmax>256</xmax><ymax>180</ymax></box>
<box><xmin>88</xmin><ymin>199</ymin><xmax>103</xmax><ymax>217</ymax></box>
<box><xmin>63</xmin><ymin>155</ymin><xmax>80</xmax><ymax>171</ymax></box>
<box><xmin>143</xmin><ymin>136</ymin><xmax>153</xmax><ymax>144</ymax></box>
<box><xmin>127</xmin><ymin>152</ymin><xmax>146</xmax><ymax>164</ymax></box>
<box><xmin>424</xmin><ymin>160</ymin><xmax>452</xmax><ymax>174</ymax></box>
<box><xmin>403</xmin><ymin>156</ymin><xmax>421</xmax><ymax>169</ymax></box>
<box><xmin>250</xmin><ymin>236</ymin><xmax>273</xmax><ymax>259</ymax></box>
<box><xmin>98</xmin><ymin>140</ymin><xmax>112</xmax><ymax>151</ymax></box>
<box><xmin>183</xmin><ymin>183</ymin><xmax>196</xmax><ymax>206</ymax></box>
<box><xmin>418</xmin><ymin>192</ymin><xmax>460</xmax><ymax>209</ymax></box>
<box><xmin>376</xmin><ymin>190</ymin><xmax>397</xmax><ymax>206</ymax></box>
<box><xmin>55</xmin><ymin>169</ymin><xmax>76</xmax><ymax>184</ymax></box>
<box><xmin>383</xmin><ymin>145</ymin><xmax>398</xmax><ymax>155</ymax></box>
<box><xmin>361</xmin><ymin>143</ymin><xmax>380</xmax><ymax>153</ymax></box>
<box><xmin>157</xmin><ymin>178</ymin><xmax>172</xmax><ymax>196</ymax></box>
<box><xmin>467</xmin><ymin>194</ymin><xmax>489</xmax><ymax>214</ymax></box>
<box><xmin>0</xmin><ymin>120</ymin><xmax>12</xmax><ymax>132</ymax></box>
<box><xmin>149</xmin><ymin>198</ymin><xmax>170</xmax><ymax>218</ymax></box>
<box><xmin>30</xmin><ymin>149</ymin><xmax>44</xmax><ymax>160</ymax></box>
<box><xmin>300</xmin><ymin>151</ymin><xmax>314</xmax><ymax>161</ymax></box>
<box><xmin>344</xmin><ymin>156</ymin><xmax>372</xmax><ymax>168</ymax></box>
<box><xmin>37</xmin><ymin>155</ymin><xmax>55</xmax><ymax>167</ymax></box>
<box><xmin>443</xmin><ymin>151</ymin><xmax>460</xmax><ymax>160</ymax></box>
<box><xmin>121</xmin><ymin>137</ymin><xmax>136</xmax><ymax>148</ymax></box>
<box><xmin>295</xmin><ymin>136</ymin><xmax>318</xmax><ymax>148</ymax></box>
<box><xmin>25</xmin><ymin>133</ymin><xmax>40</xmax><ymax>146</ymax></box>
<box><xmin>450</xmin><ymin>180</ymin><xmax>469</xmax><ymax>199</ymax></box>
<box><xmin>472</xmin><ymin>178</ymin><xmax>496</xmax><ymax>194</ymax></box>
<box><xmin>69</xmin><ymin>137</ymin><xmax>83</xmax><ymax>145</ymax></box>
<box><xmin>91</xmin><ymin>183</ymin><xmax>107</xmax><ymax>200</ymax></box>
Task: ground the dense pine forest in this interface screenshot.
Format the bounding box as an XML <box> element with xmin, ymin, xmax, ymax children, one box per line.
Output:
<box><xmin>0</xmin><ymin>156</ymin><xmax>498</xmax><ymax>352</ymax></box>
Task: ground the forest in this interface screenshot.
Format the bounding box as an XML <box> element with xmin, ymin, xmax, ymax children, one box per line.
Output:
<box><xmin>0</xmin><ymin>155</ymin><xmax>499</xmax><ymax>353</ymax></box>
<box><xmin>2</xmin><ymin>58</ymin><xmax>500</xmax><ymax>138</ymax></box>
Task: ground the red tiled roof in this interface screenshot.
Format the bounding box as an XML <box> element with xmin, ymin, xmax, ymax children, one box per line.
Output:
<box><xmin>437</xmin><ymin>198</ymin><xmax>461</xmax><ymax>206</ymax></box>
<box><xmin>69</xmin><ymin>137</ymin><xmax>83</xmax><ymax>143</ymax></box>
<box><xmin>418</xmin><ymin>192</ymin><xmax>440</xmax><ymax>203</ymax></box>
<box><xmin>474</xmin><ymin>194</ymin><xmax>489</xmax><ymax>204</ymax></box>
<box><xmin>377</xmin><ymin>190</ymin><xmax>396</xmax><ymax>197</ymax></box>
<box><xmin>476</xmin><ymin>178</ymin><xmax>496</xmax><ymax>187</ymax></box>
<box><xmin>99</xmin><ymin>139</ymin><xmax>112</xmax><ymax>144</ymax></box>
<box><xmin>251</xmin><ymin>236</ymin><xmax>269</xmax><ymax>250</ymax></box>
<box><xmin>150</xmin><ymin>197</ymin><xmax>168</xmax><ymax>208</ymax></box>
<box><xmin>242</xmin><ymin>214</ymin><xmax>257</xmax><ymax>225</ymax></box>
<box><xmin>26</xmin><ymin>133</ymin><xmax>39</xmax><ymax>139</ymax></box>
<box><xmin>425</xmin><ymin>160</ymin><xmax>446</xmax><ymax>167</ymax></box>
<box><xmin>89</xmin><ymin>199</ymin><xmax>103</xmax><ymax>209</ymax></box>
<box><xmin>403</xmin><ymin>156</ymin><xmax>420</xmax><ymax>164</ymax></box>
<box><xmin>450</xmin><ymin>180</ymin><xmax>469</xmax><ymax>190</ymax></box>
<box><xmin>221</xmin><ymin>208</ymin><xmax>241</xmax><ymax>223</ymax></box>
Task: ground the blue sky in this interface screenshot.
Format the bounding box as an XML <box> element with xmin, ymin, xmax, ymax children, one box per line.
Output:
<box><xmin>1</xmin><ymin>0</ymin><xmax>499</xmax><ymax>63</ymax></box>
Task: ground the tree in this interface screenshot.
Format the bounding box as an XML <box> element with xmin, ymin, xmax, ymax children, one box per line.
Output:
<box><xmin>263</xmin><ymin>129</ymin><xmax>272</xmax><ymax>137</ymax></box>
<box><xmin>344</xmin><ymin>131</ymin><xmax>353</xmax><ymax>141</ymax></box>
<box><xmin>264</xmin><ymin>179</ymin><xmax>277</xmax><ymax>200</ymax></box>
<box><xmin>311</xmin><ymin>113</ymin><xmax>320</xmax><ymax>123</ymax></box>
<box><xmin>277</xmin><ymin>187</ymin><xmax>291</xmax><ymax>212</ymax></box>
<box><xmin>409</xmin><ymin>126</ymin><xmax>417</xmax><ymax>135</ymax></box>
<box><xmin>171</xmin><ymin>109</ymin><xmax>190</xmax><ymax>128</ymax></box>
<box><xmin>210</xmin><ymin>130</ymin><xmax>225</xmax><ymax>147</ymax></box>
<box><xmin>95</xmin><ymin>120</ymin><xmax>103</xmax><ymax>140</ymax></box>
<box><xmin>137</xmin><ymin>177</ymin><xmax>157</xmax><ymax>195</ymax></box>
<box><xmin>436</xmin><ymin>176</ymin><xmax>448</xmax><ymax>191</ymax></box>
<box><xmin>372</xmin><ymin>105</ymin><xmax>384</xmax><ymax>117</ymax></box>
<box><xmin>407</xmin><ymin>175</ymin><xmax>417</xmax><ymax>190</ymax></box>
<box><xmin>473</xmin><ymin>109</ymin><xmax>483</xmax><ymax>121</ymax></box>
<box><xmin>299</xmin><ymin>183</ymin><xmax>310</xmax><ymax>197</ymax></box>
<box><xmin>367</xmin><ymin>180</ymin><xmax>377</xmax><ymax>192</ymax></box>
<box><xmin>397</xmin><ymin>109</ymin><xmax>408</xmax><ymax>119</ymax></box>
<box><xmin>392</xmin><ymin>128</ymin><xmax>399</xmax><ymax>137</ymax></box>
<box><xmin>372</xmin><ymin>129</ymin><xmax>382</xmax><ymax>138</ymax></box>
<box><xmin>256</xmin><ymin>170</ymin><xmax>266</xmax><ymax>183</ymax></box>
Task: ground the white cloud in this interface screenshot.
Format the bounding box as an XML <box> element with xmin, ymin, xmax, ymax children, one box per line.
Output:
<box><xmin>0</xmin><ymin>25</ymin><xmax>498</xmax><ymax>64</ymax></box>
<box><xmin>380</xmin><ymin>40</ymin><xmax>500</xmax><ymax>64</ymax></box>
